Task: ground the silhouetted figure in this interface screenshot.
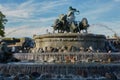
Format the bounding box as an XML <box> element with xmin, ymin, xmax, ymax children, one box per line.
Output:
<box><xmin>0</xmin><ymin>41</ymin><xmax>20</xmax><ymax>63</ymax></box>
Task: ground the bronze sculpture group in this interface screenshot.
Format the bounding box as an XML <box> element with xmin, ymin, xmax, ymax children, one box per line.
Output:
<box><xmin>52</xmin><ymin>6</ymin><xmax>89</xmax><ymax>33</ymax></box>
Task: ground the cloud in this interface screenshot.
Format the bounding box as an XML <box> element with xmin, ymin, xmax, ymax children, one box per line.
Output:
<box><xmin>29</xmin><ymin>17</ymin><xmax>57</xmax><ymax>23</ymax></box>
<box><xmin>0</xmin><ymin>0</ymin><xmax>69</xmax><ymax>19</ymax></box>
<box><xmin>1</xmin><ymin>0</ymin><xmax>120</xmax><ymax>38</ymax></box>
<box><xmin>79</xmin><ymin>2</ymin><xmax>114</xmax><ymax>20</ymax></box>
<box><xmin>0</xmin><ymin>1</ymin><xmax>31</xmax><ymax>19</ymax></box>
<box><xmin>114</xmin><ymin>0</ymin><xmax>120</xmax><ymax>2</ymax></box>
<box><xmin>6</xmin><ymin>17</ymin><xmax>56</xmax><ymax>25</ymax></box>
<box><xmin>38</xmin><ymin>0</ymin><xmax>69</xmax><ymax>11</ymax></box>
<box><xmin>0</xmin><ymin>0</ymin><xmax>69</xmax><ymax>26</ymax></box>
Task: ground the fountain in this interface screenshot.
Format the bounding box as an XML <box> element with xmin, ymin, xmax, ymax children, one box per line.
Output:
<box><xmin>0</xmin><ymin>6</ymin><xmax>120</xmax><ymax>80</ymax></box>
<box><xmin>33</xmin><ymin>33</ymin><xmax>106</xmax><ymax>51</ymax></box>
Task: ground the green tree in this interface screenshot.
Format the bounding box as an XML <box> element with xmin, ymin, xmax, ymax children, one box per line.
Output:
<box><xmin>0</xmin><ymin>11</ymin><xmax>7</xmax><ymax>37</ymax></box>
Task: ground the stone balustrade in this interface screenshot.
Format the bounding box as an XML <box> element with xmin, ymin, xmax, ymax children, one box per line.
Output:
<box><xmin>14</xmin><ymin>52</ymin><xmax>120</xmax><ymax>63</ymax></box>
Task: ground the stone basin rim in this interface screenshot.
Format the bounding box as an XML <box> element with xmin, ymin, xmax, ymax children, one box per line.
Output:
<box><xmin>34</xmin><ymin>33</ymin><xmax>106</xmax><ymax>39</ymax></box>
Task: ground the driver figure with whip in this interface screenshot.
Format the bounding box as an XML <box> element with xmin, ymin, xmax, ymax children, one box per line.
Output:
<box><xmin>67</xmin><ymin>6</ymin><xmax>80</xmax><ymax>24</ymax></box>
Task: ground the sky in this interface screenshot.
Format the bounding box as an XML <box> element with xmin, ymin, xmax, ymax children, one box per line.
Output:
<box><xmin>0</xmin><ymin>0</ymin><xmax>120</xmax><ymax>38</ymax></box>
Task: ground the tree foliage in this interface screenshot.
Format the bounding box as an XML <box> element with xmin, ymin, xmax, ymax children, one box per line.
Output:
<box><xmin>0</xmin><ymin>11</ymin><xmax>7</xmax><ymax>37</ymax></box>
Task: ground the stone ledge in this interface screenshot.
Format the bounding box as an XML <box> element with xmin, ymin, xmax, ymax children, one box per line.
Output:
<box><xmin>34</xmin><ymin>33</ymin><xmax>106</xmax><ymax>39</ymax></box>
